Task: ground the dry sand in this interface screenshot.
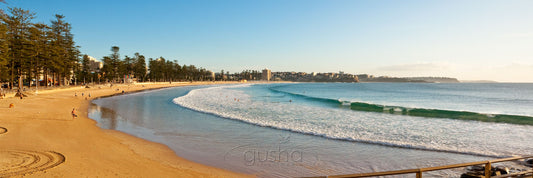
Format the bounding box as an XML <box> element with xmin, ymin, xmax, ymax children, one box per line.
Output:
<box><xmin>0</xmin><ymin>81</ymin><xmax>252</xmax><ymax>177</ymax></box>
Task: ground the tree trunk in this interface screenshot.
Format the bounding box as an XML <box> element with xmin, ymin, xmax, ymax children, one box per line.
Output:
<box><xmin>10</xmin><ymin>57</ymin><xmax>14</xmax><ymax>90</ymax></box>
<box><xmin>58</xmin><ymin>73</ymin><xmax>61</xmax><ymax>86</ymax></box>
<box><xmin>18</xmin><ymin>75</ymin><xmax>22</xmax><ymax>91</ymax></box>
<box><xmin>44</xmin><ymin>68</ymin><xmax>48</xmax><ymax>88</ymax></box>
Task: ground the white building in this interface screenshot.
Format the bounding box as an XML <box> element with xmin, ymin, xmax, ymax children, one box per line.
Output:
<box><xmin>87</xmin><ymin>56</ymin><xmax>103</xmax><ymax>73</ymax></box>
<box><xmin>262</xmin><ymin>68</ymin><xmax>271</xmax><ymax>81</ymax></box>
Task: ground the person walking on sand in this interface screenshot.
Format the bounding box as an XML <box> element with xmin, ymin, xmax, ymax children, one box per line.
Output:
<box><xmin>72</xmin><ymin>108</ymin><xmax>78</xmax><ymax>119</ymax></box>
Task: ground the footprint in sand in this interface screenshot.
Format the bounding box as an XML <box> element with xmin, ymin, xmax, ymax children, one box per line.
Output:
<box><xmin>0</xmin><ymin>150</ymin><xmax>65</xmax><ymax>177</ymax></box>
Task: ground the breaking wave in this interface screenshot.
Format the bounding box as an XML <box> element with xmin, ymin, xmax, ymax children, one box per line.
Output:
<box><xmin>173</xmin><ymin>85</ymin><xmax>533</xmax><ymax>158</ymax></box>
<box><xmin>269</xmin><ymin>87</ymin><xmax>533</xmax><ymax>126</ymax></box>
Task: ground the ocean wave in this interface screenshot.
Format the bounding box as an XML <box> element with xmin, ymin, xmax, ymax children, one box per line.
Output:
<box><xmin>269</xmin><ymin>87</ymin><xmax>533</xmax><ymax>126</ymax></box>
<box><xmin>173</xmin><ymin>85</ymin><xmax>533</xmax><ymax>158</ymax></box>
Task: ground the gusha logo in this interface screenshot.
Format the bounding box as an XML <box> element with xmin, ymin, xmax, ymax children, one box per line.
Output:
<box><xmin>225</xmin><ymin>135</ymin><xmax>304</xmax><ymax>166</ymax></box>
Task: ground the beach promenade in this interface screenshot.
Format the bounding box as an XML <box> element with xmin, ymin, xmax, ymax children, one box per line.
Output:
<box><xmin>0</xmin><ymin>82</ymin><xmax>251</xmax><ymax>177</ymax></box>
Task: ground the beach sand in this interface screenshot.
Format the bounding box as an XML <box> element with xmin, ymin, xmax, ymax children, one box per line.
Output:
<box><xmin>0</xmin><ymin>81</ymin><xmax>252</xmax><ymax>177</ymax></box>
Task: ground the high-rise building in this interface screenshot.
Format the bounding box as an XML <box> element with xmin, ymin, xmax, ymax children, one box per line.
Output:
<box><xmin>209</xmin><ymin>71</ymin><xmax>215</xmax><ymax>80</ymax></box>
<box><xmin>87</xmin><ymin>56</ymin><xmax>103</xmax><ymax>73</ymax></box>
<box><xmin>262</xmin><ymin>68</ymin><xmax>271</xmax><ymax>81</ymax></box>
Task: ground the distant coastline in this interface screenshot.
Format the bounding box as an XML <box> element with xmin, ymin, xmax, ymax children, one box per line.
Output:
<box><xmin>360</xmin><ymin>76</ymin><xmax>460</xmax><ymax>83</ymax></box>
<box><xmin>268</xmin><ymin>72</ymin><xmax>460</xmax><ymax>83</ymax></box>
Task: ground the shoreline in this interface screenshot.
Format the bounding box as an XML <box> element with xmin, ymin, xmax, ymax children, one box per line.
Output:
<box><xmin>0</xmin><ymin>81</ymin><xmax>253</xmax><ymax>177</ymax></box>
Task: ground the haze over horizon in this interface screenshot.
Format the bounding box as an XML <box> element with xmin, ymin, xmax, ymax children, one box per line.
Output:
<box><xmin>2</xmin><ymin>0</ymin><xmax>533</xmax><ymax>82</ymax></box>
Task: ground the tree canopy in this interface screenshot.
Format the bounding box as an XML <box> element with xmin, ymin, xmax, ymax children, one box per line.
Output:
<box><xmin>0</xmin><ymin>7</ymin><xmax>80</xmax><ymax>88</ymax></box>
<box><xmin>0</xmin><ymin>6</ymin><xmax>241</xmax><ymax>89</ymax></box>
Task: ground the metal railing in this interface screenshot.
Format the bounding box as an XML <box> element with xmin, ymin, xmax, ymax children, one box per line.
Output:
<box><xmin>306</xmin><ymin>156</ymin><xmax>533</xmax><ymax>178</ymax></box>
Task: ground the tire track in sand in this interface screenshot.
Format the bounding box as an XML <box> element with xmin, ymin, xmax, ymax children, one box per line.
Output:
<box><xmin>0</xmin><ymin>150</ymin><xmax>65</xmax><ymax>177</ymax></box>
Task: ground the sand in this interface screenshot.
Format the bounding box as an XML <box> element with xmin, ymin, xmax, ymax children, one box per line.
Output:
<box><xmin>0</xmin><ymin>81</ymin><xmax>252</xmax><ymax>177</ymax></box>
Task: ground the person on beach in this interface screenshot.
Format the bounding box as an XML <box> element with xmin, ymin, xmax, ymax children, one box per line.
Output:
<box><xmin>72</xmin><ymin>108</ymin><xmax>77</xmax><ymax>119</ymax></box>
<box><xmin>16</xmin><ymin>89</ymin><xmax>23</xmax><ymax>99</ymax></box>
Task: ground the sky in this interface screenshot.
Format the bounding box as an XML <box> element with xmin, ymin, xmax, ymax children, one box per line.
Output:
<box><xmin>2</xmin><ymin>0</ymin><xmax>533</xmax><ymax>82</ymax></box>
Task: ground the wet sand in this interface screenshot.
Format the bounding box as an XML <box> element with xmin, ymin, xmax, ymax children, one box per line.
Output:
<box><xmin>0</xmin><ymin>81</ymin><xmax>252</xmax><ymax>177</ymax></box>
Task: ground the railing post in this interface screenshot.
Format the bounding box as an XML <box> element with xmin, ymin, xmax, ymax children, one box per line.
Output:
<box><xmin>416</xmin><ymin>169</ymin><xmax>422</xmax><ymax>178</ymax></box>
<box><xmin>485</xmin><ymin>162</ymin><xmax>491</xmax><ymax>178</ymax></box>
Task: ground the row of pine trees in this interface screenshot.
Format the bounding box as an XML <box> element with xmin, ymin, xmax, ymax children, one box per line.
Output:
<box><xmin>0</xmin><ymin>7</ymin><xmax>79</xmax><ymax>89</ymax></box>
<box><xmin>94</xmin><ymin>46</ymin><xmax>213</xmax><ymax>83</ymax></box>
<box><xmin>1</xmin><ymin>7</ymin><xmax>215</xmax><ymax>89</ymax></box>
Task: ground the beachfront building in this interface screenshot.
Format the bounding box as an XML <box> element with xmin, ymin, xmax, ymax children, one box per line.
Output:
<box><xmin>262</xmin><ymin>68</ymin><xmax>271</xmax><ymax>81</ymax></box>
<box><xmin>87</xmin><ymin>56</ymin><xmax>103</xmax><ymax>73</ymax></box>
<box><xmin>209</xmin><ymin>71</ymin><xmax>215</xmax><ymax>81</ymax></box>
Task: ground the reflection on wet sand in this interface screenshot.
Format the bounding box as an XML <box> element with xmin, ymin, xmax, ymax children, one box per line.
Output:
<box><xmin>89</xmin><ymin>103</ymin><xmax>118</xmax><ymax>130</ymax></box>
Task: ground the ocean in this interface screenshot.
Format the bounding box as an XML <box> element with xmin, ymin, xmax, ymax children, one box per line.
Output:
<box><xmin>89</xmin><ymin>83</ymin><xmax>533</xmax><ymax>177</ymax></box>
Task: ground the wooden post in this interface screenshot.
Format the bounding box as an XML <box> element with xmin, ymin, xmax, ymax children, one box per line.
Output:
<box><xmin>485</xmin><ymin>162</ymin><xmax>491</xmax><ymax>178</ymax></box>
<box><xmin>416</xmin><ymin>170</ymin><xmax>422</xmax><ymax>178</ymax></box>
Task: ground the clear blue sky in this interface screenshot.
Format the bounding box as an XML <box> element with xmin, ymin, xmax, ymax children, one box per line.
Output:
<box><xmin>2</xmin><ymin>0</ymin><xmax>533</xmax><ymax>82</ymax></box>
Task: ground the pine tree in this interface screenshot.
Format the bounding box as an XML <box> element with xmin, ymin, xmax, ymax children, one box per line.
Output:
<box><xmin>50</xmin><ymin>14</ymin><xmax>80</xmax><ymax>86</ymax></box>
<box><xmin>133</xmin><ymin>53</ymin><xmax>146</xmax><ymax>82</ymax></box>
<box><xmin>28</xmin><ymin>23</ymin><xmax>50</xmax><ymax>88</ymax></box>
<box><xmin>101</xmin><ymin>56</ymin><xmax>113</xmax><ymax>82</ymax></box>
<box><xmin>110</xmin><ymin>46</ymin><xmax>120</xmax><ymax>82</ymax></box>
<box><xmin>0</xmin><ymin>17</ymin><xmax>9</xmax><ymax>82</ymax></box>
<box><xmin>2</xmin><ymin>7</ymin><xmax>35</xmax><ymax>89</ymax></box>
<box><xmin>79</xmin><ymin>54</ymin><xmax>91</xmax><ymax>84</ymax></box>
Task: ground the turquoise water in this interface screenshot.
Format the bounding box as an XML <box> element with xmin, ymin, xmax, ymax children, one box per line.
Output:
<box><xmin>90</xmin><ymin>83</ymin><xmax>533</xmax><ymax>177</ymax></box>
<box><xmin>269</xmin><ymin>83</ymin><xmax>533</xmax><ymax>125</ymax></box>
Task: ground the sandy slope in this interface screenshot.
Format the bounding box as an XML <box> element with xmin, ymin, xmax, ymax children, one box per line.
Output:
<box><xmin>0</xmin><ymin>82</ymin><xmax>252</xmax><ymax>177</ymax></box>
